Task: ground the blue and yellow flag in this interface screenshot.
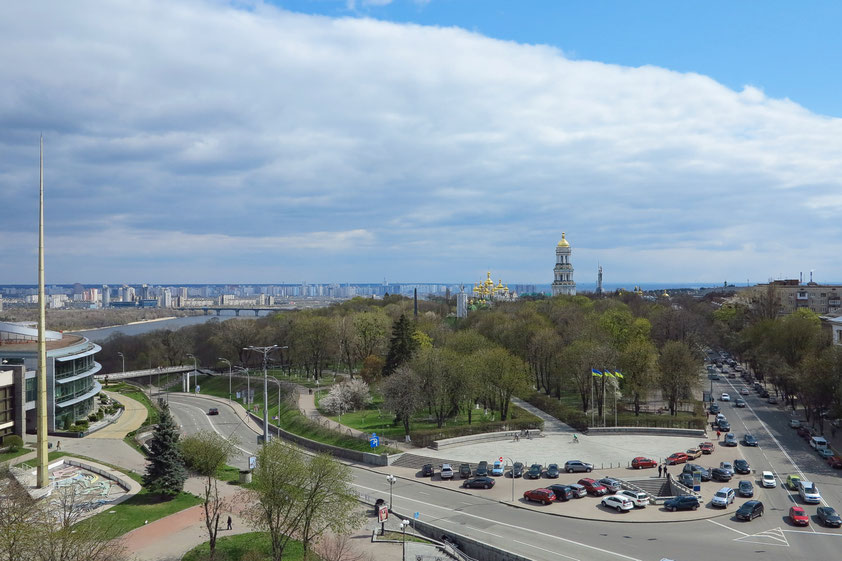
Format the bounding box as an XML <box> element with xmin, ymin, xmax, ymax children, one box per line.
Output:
<box><xmin>591</xmin><ymin>369</ymin><xmax>603</xmax><ymax>377</ymax></box>
<box><xmin>614</xmin><ymin>371</ymin><xmax>624</xmax><ymax>379</ymax></box>
<box><xmin>603</xmin><ymin>371</ymin><xmax>615</xmax><ymax>378</ymax></box>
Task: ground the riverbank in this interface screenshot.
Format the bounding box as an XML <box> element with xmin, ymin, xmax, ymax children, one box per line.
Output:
<box><xmin>65</xmin><ymin>316</ymin><xmax>178</xmax><ymax>333</ymax></box>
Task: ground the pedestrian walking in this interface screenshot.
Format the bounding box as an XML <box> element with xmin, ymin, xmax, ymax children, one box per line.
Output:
<box><xmin>658</xmin><ymin>465</ymin><xmax>662</xmax><ymax>477</ymax></box>
<box><xmin>227</xmin><ymin>516</ymin><xmax>232</xmax><ymax>530</ymax></box>
<box><xmin>716</xmin><ymin>430</ymin><xmax>721</xmax><ymax>440</ymax></box>
<box><xmin>56</xmin><ymin>441</ymin><xmax>61</xmax><ymax>451</ymax></box>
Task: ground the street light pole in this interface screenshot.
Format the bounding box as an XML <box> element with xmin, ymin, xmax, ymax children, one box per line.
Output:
<box><xmin>245</xmin><ymin>345</ymin><xmax>279</xmax><ymax>445</ymax></box>
<box><xmin>401</xmin><ymin>519</ymin><xmax>410</xmax><ymax>561</ymax></box>
<box><xmin>503</xmin><ymin>456</ymin><xmax>515</xmax><ymax>502</ymax></box>
<box><xmin>187</xmin><ymin>353</ymin><xmax>197</xmax><ymax>393</ymax></box>
<box><xmin>117</xmin><ymin>352</ymin><xmax>125</xmax><ymax>377</ymax></box>
<box><xmin>219</xmin><ymin>358</ymin><xmax>232</xmax><ymax>402</ymax></box>
<box><xmin>386</xmin><ymin>474</ymin><xmax>396</xmax><ymax>512</ymax></box>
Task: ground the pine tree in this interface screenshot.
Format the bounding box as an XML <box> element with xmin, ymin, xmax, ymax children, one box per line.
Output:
<box><xmin>143</xmin><ymin>399</ymin><xmax>187</xmax><ymax>497</ymax></box>
<box><xmin>382</xmin><ymin>313</ymin><xmax>418</xmax><ymax>376</ymax></box>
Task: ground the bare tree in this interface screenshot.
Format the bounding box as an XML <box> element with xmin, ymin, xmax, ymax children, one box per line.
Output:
<box><xmin>316</xmin><ymin>534</ymin><xmax>372</xmax><ymax>561</ymax></box>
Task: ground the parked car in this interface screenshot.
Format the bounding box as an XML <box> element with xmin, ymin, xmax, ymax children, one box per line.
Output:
<box><xmin>719</xmin><ymin>461</ymin><xmax>735</xmax><ymax>475</ymax></box>
<box><xmin>711</xmin><ymin>487</ymin><xmax>735</xmax><ymax>508</ymax></box>
<box><xmin>664</xmin><ymin>495</ymin><xmax>700</xmax><ymax>511</ymax></box>
<box><xmin>440</xmin><ymin>464</ymin><xmax>454</xmax><ymax>480</ymax></box>
<box><xmin>723</xmin><ymin>433</ymin><xmax>738</xmax><ymax>446</ymax></box>
<box><xmin>421</xmin><ymin>464</ymin><xmax>434</xmax><ymax>477</ymax></box>
<box><xmin>798</xmin><ymin>480</ymin><xmax>821</xmax><ymax>504</ymax></box>
<box><xmin>601</xmin><ymin>495</ymin><xmax>634</xmax><ymax>512</ymax></box>
<box><xmin>761</xmin><ymin>471</ymin><xmax>776</xmax><ymax>488</ymax></box>
<box><xmin>523</xmin><ymin>488</ymin><xmax>556</xmax><ymax>505</ymax></box>
<box><xmin>677</xmin><ymin>473</ymin><xmax>694</xmax><ymax>487</ymax></box>
<box><xmin>736</xmin><ymin>500</ymin><xmax>764</xmax><ymax>521</ymax></box>
<box><xmin>564</xmin><ymin>460</ymin><xmax>593</xmax><ymax>473</ymax></box>
<box><xmin>719</xmin><ymin>421</ymin><xmax>732</xmax><ymax>433</ymax></box>
<box><xmin>699</xmin><ymin>442</ymin><xmax>715</xmax><ymax>454</ymax></box>
<box><xmin>768</xmin><ymin>396</ymin><xmax>778</xmax><ymax>404</ymax></box>
<box><xmin>759</xmin><ymin>389</ymin><xmax>770</xmax><ymax>398</ymax></box>
<box><xmin>526</xmin><ymin>464</ymin><xmax>543</xmax><ymax>479</ymax></box>
<box><xmin>737</xmin><ymin>480</ymin><xmax>754</xmax><ymax>497</ymax></box>
<box><xmin>740</xmin><ymin>387</ymin><xmax>750</xmax><ymax>395</ymax></box>
<box><xmin>734</xmin><ymin>459</ymin><xmax>750</xmax><ymax>474</ymax></box>
<box><xmin>789</xmin><ymin>506</ymin><xmax>810</xmax><ymax>526</ymax></box>
<box><xmin>685</xmin><ymin>448</ymin><xmax>702</xmax><ymax>460</ymax></box>
<box><xmin>208</xmin><ymin>408</ymin><xmax>219</xmax><ymax>415</ymax></box>
<box><xmin>578</xmin><ymin>478</ymin><xmax>608</xmax><ymax>496</ymax></box>
<box><xmin>817</xmin><ymin>448</ymin><xmax>835</xmax><ymax>459</ymax></box>
<box><xmin>797</xmin><ymin>426</ymin><xmax>814</xmax><ymax>440</ymax></box>
<box><xmin>475</xmin><ymin>461</ymin><xmax>489</xmax><ymax>476</ymax></box>
<box><xmin>632</xmin><ymin>456</ymin><xmax>657</xmax><ymax>469</ymax></box>
<box><xmin>817</xmin><ymin>506</ymin><xmax>842</xmax><ymax>528</ymax></box>
<box><xmin>567</xmin><ymin>483</ymin><xmax>587</xmax><ymax>498</ymax></box>
<box><xmin>711</xmin><ymin>468</ymin><xmax>732</xmax><ymax>482</ymax></box>
<box><xmin>667</xmin><ymin>452</ymin><xmax>689</xmax><ymax>465</ymax></box>
<box><xmin>547</xmin><ymin>484</ymin><xmax>575</xmax><ymax>501</ymax></box>
<box><xmin>616</xmin><ymin>490</ymin><xmax>649</xmax><ymax>508</ymax></box>
<box><xmin>709</xmin><ymin>404</ymin><xmax>721</xmax><ymax>414</ymax></box>
<box><xmin>742</xmin><ymin>434</ymin><xmax>758</xmax><ymax>446</ymax></box>
<box><xmin>682</xmin><ymin>464</ymin><xmax>711</xmax><ymax>481</ymax></box>
<box><xmin>511</xmin><ymin>462</ymin><xmax>524</xmax><ymax>478</ymax></box>
<box><xmin>459</xmin><ymin>463</ymin><xmax>472</xmax><ymax>479</ymax></box>
<box><xmin>463</xmin><ymin>477</ymin><xmax>495</xmax><ymax>489</ymax></box>
<box><xmin>786</xmin><ymin>474</ymin><xmax>801</xmax><ymax>490</ymax></box>
<box><xmin>827</xmin><ymin>456</ymin><xmax>842</xmax><ymax>469</ymax></box>
<box><xmin>735</xmin><ymin>398</ymin><xmax>746</xmax><ymax>408</ymax></box>
<box><xmin>491</xmin><ymin>460</ymin><xmax>504</xmax><ymax>476</ymax></box>
<box><xmin>790</xmin><ymin>418</ymin><xmax>802</xmax><ymax>428</ymax></box>
<box><xmin>546</xmin><ymin>463</ymin><xmax>560</xmax><ymax>478</ymax></box>
<box><xmin>598</xmin><ymin>478</ymin><xmax>622</xmax><ymax>493</ymax></box>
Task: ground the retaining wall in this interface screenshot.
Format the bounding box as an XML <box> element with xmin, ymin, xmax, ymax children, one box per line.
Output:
<box><xmin>587</xmin><ymin>426</ymin><xmax>706</xmax><ymax>438</ymax></box>
<box><xmin>432</xmin><ymin>429</ymin><xmax>542</xmax><ymax>450</ymax></box>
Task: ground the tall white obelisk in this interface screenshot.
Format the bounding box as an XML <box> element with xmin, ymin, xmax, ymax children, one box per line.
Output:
<box><xmin>37</xmin><ymin>136</ymin><xmax>49</xmax><ymax>488</ymax></box>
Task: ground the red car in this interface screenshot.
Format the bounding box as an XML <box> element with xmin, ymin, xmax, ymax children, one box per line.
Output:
<box><xmin>827</xmin><ymin>456</ymin><xmax>842</xmax><ymax>469</ymax></box>
<box><xmin>631</xmin><ymin>456</ymin><xmax>657</xmax><ymax>469</ymax></box>
<box><xmin>667</xmin><ymin>452</ymin><xmax>689</xmax><ymax>465</ymax></box>
<box><xmin>578</xmin><ymin>478</ymin><xmax>608</xmax><ymax>496</ymax></box>
<box><xmin>699</xmin><ymin>442</ymin><xmax>715</xmax><ymax>454</ymax></box>
<box><xmin>797</xmin><ymin>427</ymin><xmax>813</xmax><ymax>440</ymax></box>
<box><xmin>790</xmin><ymin>506</ymin><xmax>810</xmax><ymax>526</ymax></box>
<box><xmin>523</xmin><ymin>488</ymin><xmax>556</xmax><ymax>505</ymax></box>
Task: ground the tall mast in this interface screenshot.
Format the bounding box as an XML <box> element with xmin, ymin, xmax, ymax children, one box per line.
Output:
<box><xmin>37</xmin><ymin>136</ymin><xmax>49</xmax><ymax>488</ymax></box>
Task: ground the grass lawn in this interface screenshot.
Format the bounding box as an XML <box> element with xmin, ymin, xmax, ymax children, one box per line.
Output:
<box><xmin>380</xmin><ymin>530</ymin><xmax>431</xmax><ymax>543</ymax></box>
<box><xmin>194</xmin><ymin>375</ymin><xmax>400</xmax><ymax>454</ymax></box>
<box><xmin>182</xmin><ymin>531</ymin><xmax>309</xmax><ymax>561</ymax></box>
<box><xmin>0</xmin><ymin>447</ymin><xmax>31</xmax><ymax>463</ymax></box>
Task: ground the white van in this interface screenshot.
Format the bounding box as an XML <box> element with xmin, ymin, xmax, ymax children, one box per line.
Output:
<box><xmin>810</xmin><ymin>436</ymin><xmax>828</xmax><ymax>450</ymax></box>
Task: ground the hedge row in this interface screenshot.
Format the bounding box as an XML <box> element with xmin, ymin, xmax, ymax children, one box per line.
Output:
<box><xmin>524</xmin><ymin>392</ymin><xmax>589</xmax><ymax>431</ymax></box>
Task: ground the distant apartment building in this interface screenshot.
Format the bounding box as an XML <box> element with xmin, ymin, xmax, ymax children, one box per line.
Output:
<box><xmin>760</xmin><ymin>280</ymin><xmax>842</xmax><ymax>316</ymax></box>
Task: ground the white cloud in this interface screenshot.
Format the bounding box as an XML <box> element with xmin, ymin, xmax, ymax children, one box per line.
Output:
<box><xmin>1</xmin><ymin>0</ymin><xmax>841</xmax><ymax>284</ymax></box>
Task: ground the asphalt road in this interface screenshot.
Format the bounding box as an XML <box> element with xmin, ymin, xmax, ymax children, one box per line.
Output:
<box><xmin>168</xmin><ymin>392</ymin><xmax>842</xmax><ymax>561</ymax></box>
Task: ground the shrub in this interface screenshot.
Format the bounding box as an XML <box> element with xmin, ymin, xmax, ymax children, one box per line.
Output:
<box><xmin>526</xmin><ymin>392</ymin><xmax>590</xmax><ymax>432</ymax></box>
<box><xmin>88</xmin><ymin>413</ymin><xmax>98</xmax><ymax>422</ymax></box>
<box><xmin>62</xmin><ymin>416</ymin><xmax>72</xmax><ymax>430</ymax></box>
<box><xmin>320</xmin><ymin>379</ymin><xmax>371</xmax><ymax>415</ymax></box>
<box><xmin>76</xmin><ymin>419</ymin><xmax>89</xmax><ymax>429</ymax></box>
<box><xmin>96</xmin><ymin>410</ymin><xmax>105</xmax><ymax>420</ymax></box>
<box><xmin>3</xmin><ymin>435</ymin><xmax>23</xmax><ymax>452</ymax></box>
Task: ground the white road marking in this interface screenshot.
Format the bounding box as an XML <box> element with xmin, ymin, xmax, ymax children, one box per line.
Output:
<box><xmin>782</xmin><ymin>529</ymin><xmax>842</xmax><ymax>537</ymax></box>
<box><xmin>707</xmin><ymin>519</ymin><xmax>749</xmax><ymax>536</ymax></box>
<box><xmin>352</xmin><ymin>483</ymin><xmax>644</xmax><ymax>561</ymax></box>
<box><xmin>170</xmin><ymin>397</ymin><xmax>253</xmax><ymax>458</ymax></box>
<box><xmin>512</xmin><ymin>538</ymin><xmax>581</xmax><ymax>561</ymax></box>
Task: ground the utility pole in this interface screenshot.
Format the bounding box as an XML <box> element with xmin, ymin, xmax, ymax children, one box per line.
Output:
<box><xmin>36</xmin><ymin>136</ymin><xmax>48</xmax><ymax>488</ymax></box>
<box><xmin>219</xmin><ymin>358</ymin><xmax>232</xmax><ymax>402</ymax></box>
<box><xmin>245</xmin><ymin>345</ymin><xmax>279</xmax><ymax>445</ymax></box>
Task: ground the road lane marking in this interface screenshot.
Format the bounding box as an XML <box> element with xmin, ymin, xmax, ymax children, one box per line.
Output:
<box><xmin>170</xmin><ymin>398</ymin><xmax>254</xmax><ymax>457</ymax></box>
<box><xmin>352</xmin><ymin>483</ymin><xmax>644</xmax><ymax>561</ymax></box>
<box><xmin>511</xmin><ymin>538</ymin><xmax>581</xmax><ymax>561</ymax></box>
<box><xmin>707</xmin><ymin>519</ymin><xmax>749</xmax><ymax>536</ymax></box>
<box><xmin>782</xmin><ymin>529</ymin><xmax>842</xmax><ymax>537</ymax></box>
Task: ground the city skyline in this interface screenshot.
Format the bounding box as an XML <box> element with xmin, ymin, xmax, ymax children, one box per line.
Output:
<box><xmin>3</xmin><ymin>1</ymin><xmax>842</xmax><ymax>285</ymax></box>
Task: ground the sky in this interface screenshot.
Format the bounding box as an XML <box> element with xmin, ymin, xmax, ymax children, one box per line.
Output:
<box><xmin>2</xmin><ymin>0</ymin><xmax>842</xmax><ymax>286</ymax></box>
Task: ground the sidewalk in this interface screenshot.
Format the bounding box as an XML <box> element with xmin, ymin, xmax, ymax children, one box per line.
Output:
<box><xmin>511</xmin><ymin>396</ymin><xmax>575</xmax><ymax>433</ymax></box>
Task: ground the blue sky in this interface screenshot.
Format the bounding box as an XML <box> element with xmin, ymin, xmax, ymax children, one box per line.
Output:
<box><xmin>2</xmin><ymin>1</ymin><xmax>842</xmax><ymax>286</ymax></box>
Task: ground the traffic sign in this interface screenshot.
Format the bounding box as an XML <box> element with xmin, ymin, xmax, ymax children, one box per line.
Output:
<box><xmin>378</xmin><ymin>505</ymin><xmax>389</xmax><ymax>523</ymax></box>
<box><xmin>248</xmin><ymin>456</ymin><xmax>257</xmax><ymax>470</ymax></box>
<box><xmin>369</xmin><ymin>433</ymin><xmax>380</xmax><ymax>448</ymax></box>
<box><xmin>413</xmin><ymin>511</ymin><xmax>420</xmax><ymax>519</ymax></box>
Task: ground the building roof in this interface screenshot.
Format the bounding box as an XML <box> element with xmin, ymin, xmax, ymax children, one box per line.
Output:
<box><xmin>557</xmin><ymin>232</ymin><xmax>570</xmax><ymax>248</ymax></box>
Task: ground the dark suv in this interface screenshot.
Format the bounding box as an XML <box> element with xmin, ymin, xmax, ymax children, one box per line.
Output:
<box><xmin>547</xmin><ymin>484</ymin><xmax>575</xmax><ymax>501</ymax></box>
<box><xmin>736</xmin><ymin>500</ymin><xmax>764</xmax><ymax>521</ymax></box>
<box><xmin>475</xmin><ymin>461</ymin><xmax>489</xmax><ymax>477</ymax></box>
<box><xmin>526</xmin><ymin>464</ymin><xmax>543</xmax><ymax>479</ymax></box>
<box><xmin>511</xmin><ymin>462</ymin><xmax>524</xmax><ymax>478</ymax></box>
<box><xmin>459</xmin><ymin>463</ymin><xmax>472</xmax><ymax>479</ymax></box>
<box><xmin>664</xmin><ymin>495</ymin><xmax>700</xmax><ymax>511</ymax></box>
<box><xmin>682</xmin><ymin>464</ymin><xmax>711</xmax><ymax>481</ymax></box>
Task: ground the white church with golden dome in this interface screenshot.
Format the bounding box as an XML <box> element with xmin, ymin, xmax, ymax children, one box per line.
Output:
<box><xmin>552</xmin><ymin>232</ymin><xmax>576</xmax><ymax>296</ymax></box>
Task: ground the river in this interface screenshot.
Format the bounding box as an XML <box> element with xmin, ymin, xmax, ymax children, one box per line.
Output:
<box><xmin>77</xmin><ymin>311</ymin><xmax>272</xmax><ymax>342</ymax></box>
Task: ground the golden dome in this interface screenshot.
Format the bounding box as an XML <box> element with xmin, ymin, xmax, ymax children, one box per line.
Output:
<box><xmin>662</xmin><ymin>290</ymin><xmax>670</xmax><ymax>298</ymax></box>
<box><xmin>557</xmin><ymin>232</ymin><xmax>570</xmax><ymax>247</ymax></box>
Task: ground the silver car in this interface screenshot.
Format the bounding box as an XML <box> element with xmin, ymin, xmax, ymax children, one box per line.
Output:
<box><xmin>564</xmin><ymin>460</ymin><xmax>593</xmax><ymax>473</ymax></box>
<box><xmin>599</xmin><ymin>478</ymin><xmax>622</xmax><ymax>493</ymax></box>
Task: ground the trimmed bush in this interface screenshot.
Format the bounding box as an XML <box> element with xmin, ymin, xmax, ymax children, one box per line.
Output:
<box><xmin>3</xmin><ymin>435</ymin><xmax>23</xmax><ymax>452</ymax></box>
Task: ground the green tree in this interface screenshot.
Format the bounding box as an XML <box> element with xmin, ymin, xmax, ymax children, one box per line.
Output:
<box><xmin>351</xmin><ymin>311</ymin><xmax>390</xmax><ymax>370</ymax></box>
<box><xmin>475</xmin><ymin>347</ymin><xmax>529</xmax><ymax>421</ymax></box>
<box><xmin>381</xmin><ymin>365</ymin><xmax>424</xmax><ymax>436</ymax></box>
<box><xmin>657</xmin><ymin>341</ymin><xmax>700</xmax><ymax>415</ymax></box>
<box><xmin>180</xmin><ymin>431</ymin><xmax>239</xmax><ymax>560</ymax></box>
<box><xmin>619</xmin><ymin>339</ymin><xmax>658</xmax><ymax>416</ymax></box>
<box><xmin>412</xmin><ymin>347</ymin><xmax>461</xmax><ymax>428</ymax></box>
<box><xmin>299</xmin><ymin>454</ymin><xmax>361</xmax><ymax>559</ymax></box>
<box><xmin>382</xmin><ymin>313</ymin><xmax>418</xmax><ymax>376</ymax></box>
<box><xmin>142</xmin><ymin>399</ymin><xmax>187</xmax><ymax>497</ymax></box>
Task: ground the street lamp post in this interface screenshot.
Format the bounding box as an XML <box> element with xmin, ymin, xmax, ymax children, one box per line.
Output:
<box><xmin>186</xmin><ymin>353</ymin><xmax>197</xmax><ymax>393</ymax></box>
<box><xmin>219</xmin><ymin>358</ymin><xmax>232</xmax><ymax>402</ymax></box>
<box><xmin>401</xmin><ymin>519</ymin><xmax>410</xmax><ymax>561</ymax></box>
<box><xmin>503</xmin><ymin>456</ymin><xmax>515</xmax><ymax>502</ymax></box>
<box><xmin>386</xmin><ymin>474</ymin><xmax>396</xmax><ymax>512</ymax></box>
<box><xmin>245</xmin><ymin>345</ymin><xmax>279</xmax><ymax>445</ymax></box>
<box><xmin>117</xmin><ymin>352</ymin><xmax>125</xmax><ymax>377</ymax></box>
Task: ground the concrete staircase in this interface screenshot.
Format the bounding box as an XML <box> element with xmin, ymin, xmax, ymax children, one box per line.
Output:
<box><xmin>625</xmin><ymin>477</ymin><xmax>672</xmax><ymax>498</ymax></box>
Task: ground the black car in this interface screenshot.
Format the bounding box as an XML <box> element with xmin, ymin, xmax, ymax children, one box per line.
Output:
<box><xmin>682</xmin><ymin>464</ymin><xmax>711</xmax><ymax>481</ymax></box>
<box><xmin>526</xmin><ymin>463</ymin><xmax>543</xmax><ymax>479</ymax></box>
<box><xmin>711</xmin><ymin>467</ymin><xmax>732</xmax><ymax>482</ymax></box>
<box><xmin>759</xmin><ymin>389</ymin><xmax>770</xmax><ymax>398</ymax></box>
<box><xmin>475</xmin><ymin>461</ymin><xmax>489</xmax><ymax>477</ymax></box>
<box><xmin>463</xmin><ymin>476</ymin><xmax>495</xmax><ymax>489</ymax></box>
<box><xmin>677</xmin><ymin>473</ymin><xmax>694</xmax><ymax>487</ymax></box>
<box><xmin>421</xmin><ymin>464</ymin><xmax>434</xmax><ymax>477</ymax></box>
<box><xmin>546</xmin><ymin>464</ymin><xmax>560</xmax><ymax>478</ymax></box>
<box><xmin>208</xmin><ymin>408</ymin><xmax>219</xmax><ymax>415</ymax></box>
<box><xmin>817</xmin><ymin>506</ymin><xmax>842</xmax><ymax>528</ymax></box>
<box><xmin>736</xmin><ymin>500</ymin><xmax>764</xmax><ymax>521</ymax></box>
<box><xmin>459</xmin><ymin>463</ymin><xmax>472</xmax><ymax>479</ymax></box>
<box><xmin>664</xmin><ymin>495</ymin><xmax>700</xmax><ymax>511</ymax></box>
<box><xmin>511</xmin><ymin>462</ymin><xmax>524</xmax><ymax>478</ymax></box>
<box><xmin>709</xmin><ymin>404</ymin><xmax>721</xmax><ymax>414</ymax></box>
<box><xmin>718</xmin><ymin>420</ymin><xmax>731</xmax><ymax>432</ymax></box>
<box><xmin>742</xmin><ymin>434</ymin><xmax>758</xmax><ymax>446</ymax></box>
<box><xmin>738</xmin><ymin>480</ymin><xmax>754</xmax><ymax>497</ymax></box>
<box><xmin>734</xmin><ymin>459</ymin><xmax>750</xmax><ymax>474</ymax></box>
<box><xmin>547</xmin><ymin>484</ymin><xmax>575</xmax><ymax>501</ymax></box>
